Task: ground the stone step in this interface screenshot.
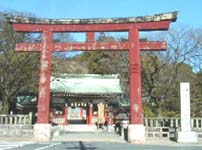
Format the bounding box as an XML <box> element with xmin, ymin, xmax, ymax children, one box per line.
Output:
<box><xmin>52</xmin><ymin>125</ymin><xmax>97</xmax><ymax>134</ymax></box>
<box><xmin>52</xmin><ymin>132</ymin><xmax>126</xmax><ymax>143</ymax></box>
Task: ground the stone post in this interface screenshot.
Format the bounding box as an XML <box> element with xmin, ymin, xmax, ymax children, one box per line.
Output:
<box><xmin>177</xmin><ymin>82</ymin><xmax>197</xmax><ymax>143</ymax></box>
<box><xmin>29</xmin><ymin>112</ymin><xmax>32</xmax><ymax>125</ymax></box>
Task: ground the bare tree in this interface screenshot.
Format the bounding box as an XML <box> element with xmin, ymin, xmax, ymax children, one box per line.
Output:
<box><xmin>141</xmin><ymin>26</ymin><xmax>202</xmax><ymax>116</ymax></box>
<box><xmin>0</xmin><ymin>13</ymin><xmax>39</xmax><ymax>114</ymax></box>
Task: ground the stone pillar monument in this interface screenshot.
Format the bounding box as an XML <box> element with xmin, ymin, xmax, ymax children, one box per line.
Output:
<box><xmin>177</xmin><ymin>82</ymin><xmax>197</xmax><ymax>143</ymax></box>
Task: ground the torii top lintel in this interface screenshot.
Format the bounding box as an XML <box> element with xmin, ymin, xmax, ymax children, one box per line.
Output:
<box><xmin>5</xmin><ymin>12</ymin><xmax>178</xmax><ymax>52</ymax></box>
<box><xmin>5</xmin><ymin>11</ymin><xmax>177</xmax><ymax>32</ymax></box>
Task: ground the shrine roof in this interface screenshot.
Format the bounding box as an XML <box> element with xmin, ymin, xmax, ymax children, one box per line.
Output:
<box><xmin>50</xmin><ymin>73</ymin><xmax>123</xmax><ymax>95</ymax></box>
<box><xmin>5</xmin><ymin>11</ymin><xmax>177</xmax><ymax>24</ymax></box>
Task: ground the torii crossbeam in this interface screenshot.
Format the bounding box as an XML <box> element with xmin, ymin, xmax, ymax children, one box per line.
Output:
<box><xmin>6</xmin><ymin>11</ymin><xmax>177</xmax><ymax>143</ymax></box>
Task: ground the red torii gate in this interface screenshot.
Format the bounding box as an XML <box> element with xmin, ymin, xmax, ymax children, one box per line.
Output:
<box><xmin>6</xmin><ymin>11</ymin><xmax>177</xmax><ymax>142</ymax></box>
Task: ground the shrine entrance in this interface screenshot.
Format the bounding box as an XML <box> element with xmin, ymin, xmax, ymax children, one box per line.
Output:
<box><xmin>6</xmin><ymin>11</ymin><xmax>177</xmax><ymax>143</ymax></box>
<box><xmin>51</xmin><ymin>97</ymin><xmax>108</xmax><ymax>125</ymax></box>
<box><xmin>50</xmin><ymin>74</ymin><xmax>122</xmax><ymax>126</ymax></box>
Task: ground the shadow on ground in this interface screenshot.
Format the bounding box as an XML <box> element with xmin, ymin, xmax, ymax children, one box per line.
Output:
<box><xmin>65</xmin><ymin>141</ymin><xmax>97</xmax><ymax>150</ymax></box>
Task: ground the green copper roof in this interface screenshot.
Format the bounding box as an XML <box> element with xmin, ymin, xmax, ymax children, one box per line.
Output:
<box><xmin>50</xmin><ymin>74</ymin><xmax>123</xmax><ymax>95</ymax></box>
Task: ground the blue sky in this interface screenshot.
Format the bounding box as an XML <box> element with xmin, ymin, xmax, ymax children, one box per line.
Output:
<box><xmin>0</xmin><ymin>0</ymin><xmax>202</xmax><ymax>28</ymax></box>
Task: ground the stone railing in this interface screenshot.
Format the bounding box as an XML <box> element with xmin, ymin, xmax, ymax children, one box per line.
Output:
<box><xmin>0</xmin><ymin>113</ymin><xmax>33</xmax><ymax>125</ymax></box>
<box><xmin>192</xmin><ymin>118</ymin><xmax>202</xmax><ymax>130</ymax></box>
<box><xmin>144</xmin><ymin>117</ymin><xmax>202</xmax><ymax>140</ymax></box>
<box><xmin>0</xmin><ymin>113</ymin><xmax>33</xmax><ymax>137</ymax></box>
<box><xmin>144</xmin><ymin>117</ymin><xmax>180</xmax><ymax>128</ymax></box>
<box><xmin>0</xmin><ymin>124</ymin><xmax>33</xmax><ymax>137</ymax></box>
<box><xmin>144</xmin><ymin>117</ymin><xmax>202</xmax><ymax>129</ymax></box>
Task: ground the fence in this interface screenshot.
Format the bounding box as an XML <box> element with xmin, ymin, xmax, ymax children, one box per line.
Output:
<box><xmin>52</xmin><ymin>116</ymin><xmax>65</xmax><ymax>125</ymax></box>
<box><xmin>0</xmin><ymin>113</ymin><xmax>33</xmax><ymax>137</ymax></box>
<box><xmin>144</xmin><ymin>117</ymin><xmax>202</xmax><ymax>129</ymax></box>
<box><xmin>0</xmin><ymin>113</ymin><xmax>33</xmax><ymax>125</ymax></box>
<box><xmin>1</xmin><ymin>113</ymin><xmax>202</xmax><ymax>139</ymax></box>
<box><xmin>0</xmin><ymin>124</ymin><xmax>33</xmax><ymax>137</ymax></box>
<box><xmin>51</xmin><ymin>116</ymin><xmax>202</xmax><ymax>130</ymax></box>
<box><xmin>144</xmin><ymin>117</ymin><xmax>202</xmax><ymax>140</ymax></box>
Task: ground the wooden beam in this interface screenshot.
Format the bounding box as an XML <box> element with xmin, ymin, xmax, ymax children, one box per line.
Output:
<box><xmin>16</xmin><ymin>41</ymin><xmax>167</xmax><ymax>52</ymax></box>
<box><xmin>53</xmin><ymin>42</ymin><xmax>129</xmax><ymax>51</ymax></box>
<box><xmin>140</xmin><ymin>41</ymin><xmax>167</xmax><ymax>51</ymax></box>
<box><xmin>137</xmin><ymin>21</ymin><xmax>171</xmax><ymax>31</ymax></box>
<box><xmin>16</xmin><ymin>43</ymin><xmax>42</xmax><ymax>52</ymax></box>
<box><xmin>13</xmin><ymin>20</ymin><xmax>171</xmax><ymax>32</ymax></box>
<box><xmin>86</xmin><ymin>32</ymin><xmax>95</xmax><ymax>42</ymax></box>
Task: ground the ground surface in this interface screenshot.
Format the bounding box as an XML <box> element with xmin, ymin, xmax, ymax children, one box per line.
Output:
<box><xmin>0</xmin><ymin>141</ymin><xmax>202</xmax><ymax>150</ymax></box>
<box><xmin>0</xmin><ymin>132</ymin><xmax>201</xmax><ymax>150</ymax></box>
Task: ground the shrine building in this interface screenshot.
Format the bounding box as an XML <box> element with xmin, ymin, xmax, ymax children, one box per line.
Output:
<box><xmin>16</xmin><ymin>74</ymin><xmax>123</xmax><ymax>126</ymax></box>
<box><xmin>50</xmin><ymin>73</ymin><xmax>123</xmax><ymax>126</ymax></box>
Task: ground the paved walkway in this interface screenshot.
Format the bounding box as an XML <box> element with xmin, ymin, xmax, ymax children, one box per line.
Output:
<box><xmin>1</xmin><ymin>141</ymin><xmax>202</xmax><ymax>150</ymax></box>
<box><xmin>145</xmin><ymin>138</ymin><xmax>202</xmax><ymax>146</ymax></box>
<box><xmin>1</xmin><ymin>132</ymin><xmax>202</xmax><ymax>147</ymax></box>
<box><xmin>52</xmin><ymin>131</ymin><xmax>202</xmax><ymax>146</ymax></box>
<box><xmin>52</xmin><ymin>131</ymin><xmax>126</xmax><ymax>143</ymax></box>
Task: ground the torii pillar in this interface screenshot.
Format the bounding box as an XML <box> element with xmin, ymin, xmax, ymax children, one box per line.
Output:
<box><xmin>128</xmin><ymin>27</ymin><xmax>145</xmax><ymax>143</ymax></box>
<box><xmin>30</xmin><ymin>31</ymin><xmax>53</xmax><ymax>141</ymax></box>
<box><xmin>5</xmin><ymin>11</ymin><xmax>177</xmax><ymax>142</ymax></box>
